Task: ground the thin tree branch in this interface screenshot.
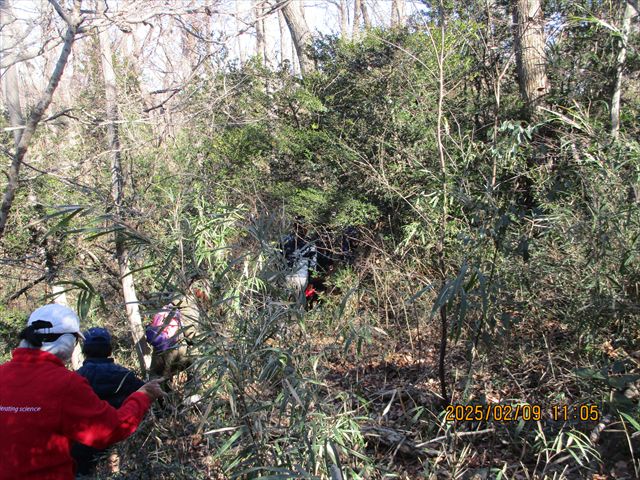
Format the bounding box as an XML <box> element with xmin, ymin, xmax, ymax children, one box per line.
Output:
<box><xmin>4</xmin><ymin>274</ymin><xmax>48</xmax><ymax>302</ymax></box>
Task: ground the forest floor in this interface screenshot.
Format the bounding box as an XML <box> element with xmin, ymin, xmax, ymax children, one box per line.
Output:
<box><xmin>96</xmin><ymin>310</ymin><xmax>638</xmax><ymax>480</ymax></box>
<box><xmin>320</xmin><ymin>323</ymin><xmax>637</xmax><ymax>479</ymax></box>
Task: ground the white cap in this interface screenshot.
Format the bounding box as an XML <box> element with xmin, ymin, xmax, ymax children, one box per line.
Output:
<box><xmin>27</xmin><ymin>304</ymin><xmax>85</xmax><ymax>340</ymax></box>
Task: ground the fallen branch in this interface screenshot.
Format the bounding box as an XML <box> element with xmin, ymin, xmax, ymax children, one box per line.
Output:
<box><xmin>415</xmin><ymin>427</ymin><xmax>496</xmax><ymax>447</ymax></box>
<box><xmin>361</xmin><ymin>425</ymin><xmax>441</xmax><ymax>458</ymax></box>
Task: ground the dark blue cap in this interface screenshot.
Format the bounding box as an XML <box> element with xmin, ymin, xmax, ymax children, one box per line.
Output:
<box><xmin>82</xmin><ymin>327</ymin><xmax>112</xmax><ymax>357</ymax></box>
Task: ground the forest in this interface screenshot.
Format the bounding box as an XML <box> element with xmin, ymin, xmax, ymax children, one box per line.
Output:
<box><xmin>0</xmin><ymin>0</ymin><xmax>639</xmax><ymax>478</ymax></box>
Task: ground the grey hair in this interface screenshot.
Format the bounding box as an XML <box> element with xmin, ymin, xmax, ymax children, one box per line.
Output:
<box><xmin>19</xmin><ymin>333</ymin><xmax>77</xmax><ymax>363</ymax></box>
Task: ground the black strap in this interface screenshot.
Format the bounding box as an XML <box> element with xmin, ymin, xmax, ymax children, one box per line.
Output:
<box><xmin>19</xmin><ymin>320</ymin><xmax>66</xmax><ymax>347</ymax></box>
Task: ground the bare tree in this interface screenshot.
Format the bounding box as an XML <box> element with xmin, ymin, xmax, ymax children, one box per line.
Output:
<box><xmin>391</xmin><ymin>0</ymin><xmax>405</xmax><ymax>27</ymax></box>
<box><xmin>279</xmin><ymin>0</ymin><xmax>314</xmax><ymax>75</ymax></box>
<box><xmin>1</xmin><ymin>1</ymin><xmax>23</xmax><ymax>148</ymax></box>
<box><xmin>97</xmin><ymin>7</ymin><xmax>151</xmax><ymax>373</ymax></box>
<box><xmin>236</xmin><ymin>0</ymin><xmax>246</xmax><ymax>65</ymax></box>
<box><xmin>254</xmin><ymin>0</ymin><xmax>267</xmax><ymax>64</ymax></box>
<box><xmin>511</xmin><ymin>0</ymin><xmax>549</xmax><ymax>119</ymax></box>
<box><xmin>278</xmin><ymin>8</ymin><xmax>289</xmax><ymax>64</ymax></box>
<box><xmin>611</xmin><ymin>0</ymin><xmax>638</xmax><ymax>138</ymax></box>
<box><xmin>1</xmin><ymin>0</ymin><xmax>82</xmax><ymax>368</ymax></box>
<box><xmin>0</xmin><ymin>0</ymin><xmax>83</xmax><ymax>238</ymax></box>
<box><xmin>361</xmin><ymin>0</ymin><xmax>371</xmax><ymax>29</ymax></box>
<box><xmin>339</xmin><ymin>0</ymin><xmax>349</xmax><ymax>38</ymax></box>
<box><xmin>353</xmin><ymin>0</ymin><xmax>361</xmax><ymax>36</ymax></box>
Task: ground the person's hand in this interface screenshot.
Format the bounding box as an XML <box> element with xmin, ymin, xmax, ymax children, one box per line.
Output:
<box><xmin>138</xmin><ymin>378</ymin><xmax>165</xmax><ymax>401</ymax></box>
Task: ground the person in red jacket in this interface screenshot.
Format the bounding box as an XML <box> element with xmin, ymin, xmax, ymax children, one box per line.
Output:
<box><xmin>0</xmin><ymin>304</ymin><xmax>164</xmax><ymax>480</ymax></box>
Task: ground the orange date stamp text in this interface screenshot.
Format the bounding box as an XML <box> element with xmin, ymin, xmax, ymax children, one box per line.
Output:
<box><xmin>445</xmin><ymin>404</ymin><xmax>600</xmax><ymax>422</ymax></box>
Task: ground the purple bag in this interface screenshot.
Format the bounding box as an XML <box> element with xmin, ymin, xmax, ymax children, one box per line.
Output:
<box><xmin>145</xmin><ymin>306</ymin><xmax>182</xmax><ymax>351</ymax></box>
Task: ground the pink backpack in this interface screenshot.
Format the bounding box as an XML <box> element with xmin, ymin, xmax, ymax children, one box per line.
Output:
<box><xmin>145</xmin><ymin>305</ymin><xmax>182</xmax><ymax>351</ymax></box>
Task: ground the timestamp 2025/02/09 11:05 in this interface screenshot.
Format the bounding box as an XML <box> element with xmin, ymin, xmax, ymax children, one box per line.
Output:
<box><xmin>445</xmin><ymin>404</ymin><xmax>601</xmax><ymax>422</ymax></box>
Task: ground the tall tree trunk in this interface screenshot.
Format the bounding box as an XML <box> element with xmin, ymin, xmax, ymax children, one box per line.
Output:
<box><xmin>611</xmin><ymin>0</ymin><xmax>638</xmax><ymax>138</ymax></box>
<box><xmin>0</xmin><ymin>0</ymin><xmax>82</xmax><ymax>238</ymax></box>
<box><xmin>2</xmin><ymin>2</ymin><xmax>23</xmax><ymax>148</ymax></box>
<box><xmin>128</xmin><ymin>24</ymin><xmax>162</xmax><ymax>146</ymax></box>
<box><xmin>339</xmin><ymin>0</ymin><xmax>349</xmax><ymax>38</ymax></box>
<box><xmin>278</xmin><ymin>9</ymin><xmax>289</xmax><ymax>65</ymax></box>
<box><xmin>98</xmin><ymin>12</ymin><xmax>151</xmax><ymax>374</ymax></box>
<box><xmin>236</xmin><ymin>0</ymin><xmax>246</xmax><ymax>65</ymax></box>
<box><xmin>254</xmin><ymin>0</ymin><xmax>267</xmax><ymax>64</ymax></box>
<box><xmin>292</xmin><ymin>35</ymin><xmax>300</xmax><ymax>75</ymax></box>
<box><xmin>391</xmin><ymin>0</ymin><xmax>405</xmax><ymax>27</ymax></box>
<box><xmin>512</xmin><ymin>0</ymin><xmax>549</xmax><ymax>120</ymax></box>
<box><xmin>279</xmin><ymin>0</ymin><xmax>314</xmax><ymax>75</ymax></box>
<box><xmin>353</xmin><ymin>0</ymin><xmax>362</xmax><ymax>37</ymax></box>
<box><xmin>361</xmin><ymin>0</ymin><xmax>371</xmax><ymax>29</ymax></box>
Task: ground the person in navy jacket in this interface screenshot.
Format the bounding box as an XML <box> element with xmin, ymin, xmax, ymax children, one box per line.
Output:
<box><xmin>71</xmin><ymin>327</ymin><xmax>145</xmax><ymax>476</ymax></box>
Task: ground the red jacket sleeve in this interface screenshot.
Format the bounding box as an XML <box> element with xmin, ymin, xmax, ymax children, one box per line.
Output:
<box><xmin>61</xmin><ymin>372</ymin><xmax>152</xmax><ymax>449</ymax></box>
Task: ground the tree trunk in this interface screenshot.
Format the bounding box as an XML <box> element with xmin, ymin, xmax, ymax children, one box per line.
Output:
<box><xmin>2</xmin><ymin>9</ymin><xmax>23</xmax><ymax>148</ymax></box>
<box><xmin>353</xmin><ymin>0</ymin><xmax>361</xmax><ymax>37</ymax></box>
<box><xmin>339</xmin><ymin>0</ymin><xmax>349</xmax><ymax>38</ymax></box>
<box><xmin>279</xmin><ymin>0</ymin><xmax>314</xmax><ymax>75</ymax></box>
<box><xmin>278</xmin><ymin>9</ymin><xmax>289</xmax><ymax>65</ymax></box>
<box><xmin>0</xmin><ymin>0</ymin><xmax>81</xmax><ymax>238</ymax></box>
<box><xmin>254</xmin><ymin>0</ymin><xmax>267</xmax><ymax>64</ymax></box>
<box><xmin>611</xmin><ymin>0</ymin><xmax>638</xmax><ymax>138</ymax></box>
<box><xmin>291</xmin><ymin>27</ymin><xmax>299</xmax><ymax>75</ymax></box>
<box><xmin>1</xmin><ymin>0</ymin><xmax>23</xmax><ymax>151</ymax></box>
<box><xmin>98</xmin><ymin>12</ymin><xmax>151</xmax><ymax>374</ymax></box>
<box><xmin>391</xmin><ymin>0</ymin><xmax>405</xmax><ymax>27</ymax></box>
<box><xmin>361</xmin><ymin>0</ymin><xmax>371</xmax><ymax>29</ymax></box>
<box><xmin>511</xmin><ymin>0</ymin><xmax>549</xmax><ymax>119</ymax></box>
<box><xmin>128</xmin><ymin>23</ymin><xmax>162</xmax><ymax>145</ymax></box>
<box><xmin>236</xmin><ymin>0</ymin><xmax>246</xmax><ymax>65</ymax></box>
